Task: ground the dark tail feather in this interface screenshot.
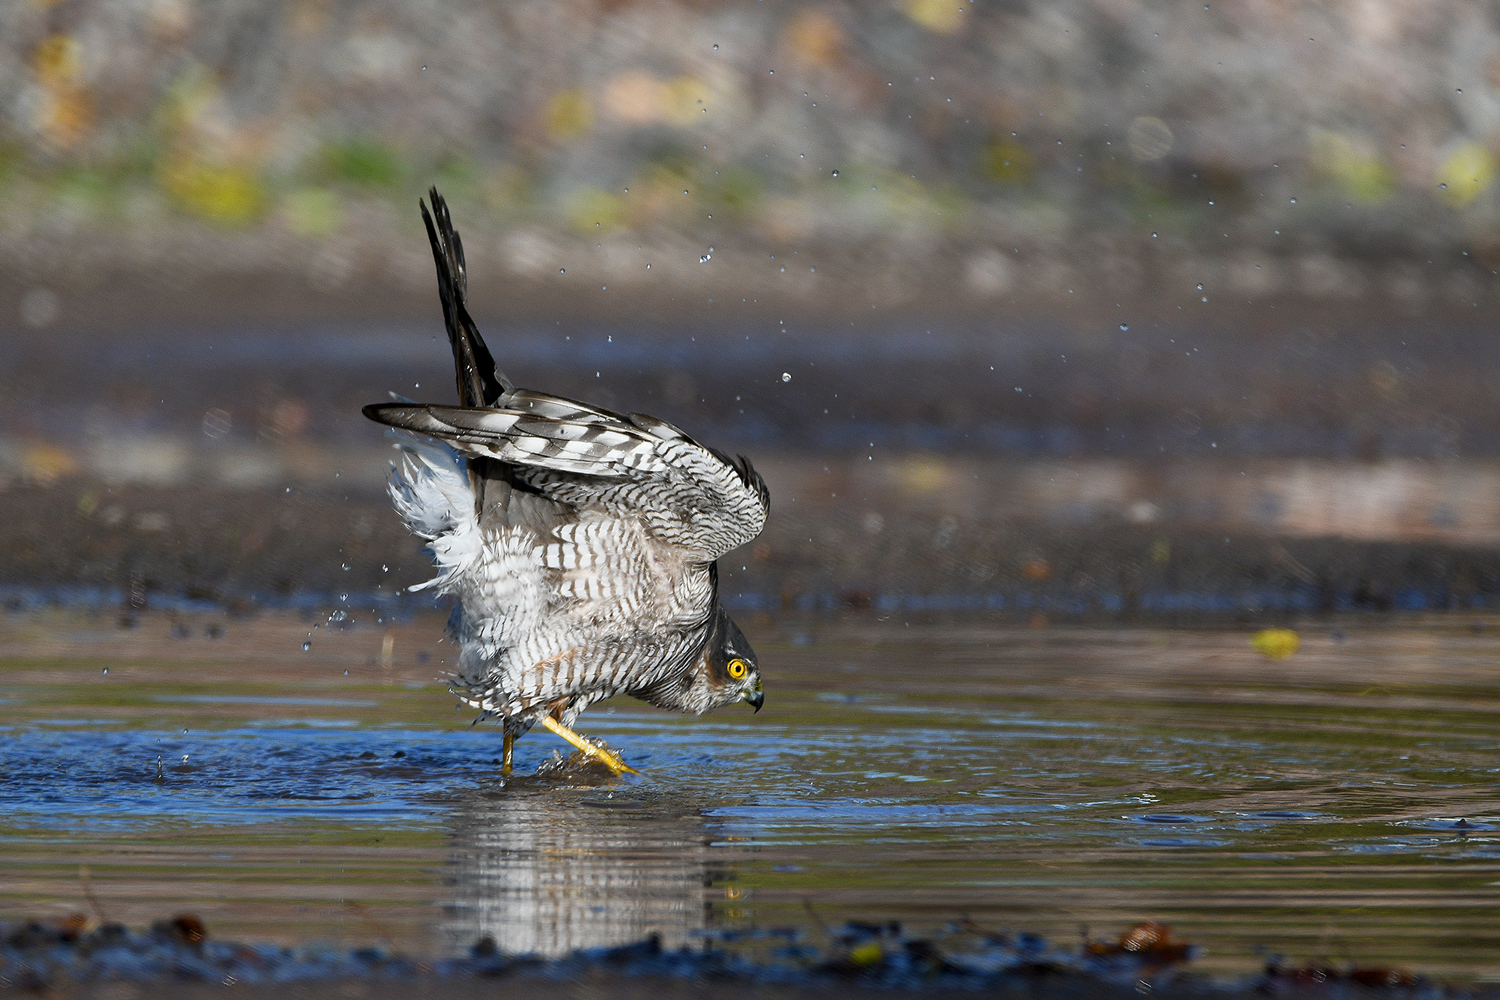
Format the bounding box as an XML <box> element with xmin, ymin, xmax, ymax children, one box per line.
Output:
<box><xmin>420</xmin><ymin>187</ymin><xmax>511</xmax><ymax>408</ymax></box>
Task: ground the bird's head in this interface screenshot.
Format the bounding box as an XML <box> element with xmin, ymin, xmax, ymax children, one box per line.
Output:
<box><xmin>705</xmin><ymin>604</ymin><xmax>763</xmax><ymax>712</ymax></box>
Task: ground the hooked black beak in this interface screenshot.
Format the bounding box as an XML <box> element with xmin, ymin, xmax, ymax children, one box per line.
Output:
<box><xmin>747</xmin><ymin>684</ymin><xmax>763</xmax><ymax>713</ymax></box>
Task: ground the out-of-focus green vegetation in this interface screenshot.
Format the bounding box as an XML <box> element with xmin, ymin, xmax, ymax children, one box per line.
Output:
<box><xmin>2</xmin><ymin>0</ymin><xmax>1497</xmax><ymax>303</ymax></box>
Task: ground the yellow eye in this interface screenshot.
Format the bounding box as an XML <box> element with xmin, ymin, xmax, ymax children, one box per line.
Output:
<box><xmin>727</xmin><ymin>658</ymin><xmax>748</xmax><ymax>679</ymax></box>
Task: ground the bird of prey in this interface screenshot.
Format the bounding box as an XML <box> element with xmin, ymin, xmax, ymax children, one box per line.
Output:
<box><xmin>364</xmin><ymin>189</ymin><xmax>768</xmax><ymax>775</ymax></box>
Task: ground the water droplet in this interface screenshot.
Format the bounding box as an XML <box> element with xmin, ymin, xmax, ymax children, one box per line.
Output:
<box><xmin>831</xmin><ymin>169</ymin><xmax>840</xmax><ymax>177</ymax></box>
<box><xmin>302</xmin><ymin>641</ymin><xmax>312</xmax><ymax>651</ymax></box>
<box><xmin>1290</xmin><ymin>198</ymin><xmax>1297</xmax><ymax>204</ymax></box>
<box><xmin>1196</xmin><ymin>283</ymin><xmax>1203</xmax><ymax>290</ymax></box>
<box><xmin>700</xmin><ymin>254</ymin><xmax>712</xmax><ymax>263</ymax></box>
<box><xmin>712</xmin><ymin>43</ymin><xmax>719</xmax><ymax>50</ymax></box>
<box><xmin>381</xmin><ymin>564</ymin><xmax>389</xmax><ymax>572</ymax></box>
<box><xmin>559</xmin><ymin>268</ymin><xmax>565</xmax><ymax>274</ymax></box>
<box><xmin>782</xmin><ymin>372</ymin><xmax>792</xmax><ymax>382</ymax></box>
<box><xmin>1439</xmin><ymin>183</ymin><xmax>1448</xmax><ymax>190</ymax></box>
<box><xmin>341</xmin><ymin>563</ymin><xmax>350</xmax><ymax>571</ymax></box>
<box><xmin>102</xmin><ymin>667</ymin><xmax>108</xmax><ymax>675</ymax></box>
<box><xmin>1457</xmin><ymin>88</ymin><xmax>1463</xmax><ymax>94</ymax></box>
<box><xmin>1151</xmin><ymin>232</ymin><xmax>1158</xmax><ymax>238</ymax></box>
<box><xmin>343</xmin><ymin>669</ymin><xmax>349</xmax><ymax>676</ymax></box>
<box><xmin>1120</xmin><ymin>324</ymin><xmax>1130</xmax><ymax>331</ymax></box>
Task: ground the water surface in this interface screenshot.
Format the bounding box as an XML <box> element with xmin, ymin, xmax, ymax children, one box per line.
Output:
<box><xmin>1</xmin><ymin>609</ymin><xmax>1497</xmax><ymax>980</ymax></box>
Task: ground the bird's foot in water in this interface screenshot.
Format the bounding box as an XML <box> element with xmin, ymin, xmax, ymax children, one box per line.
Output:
<box><xmin>539</xmin><ymin>715</ymin><xmax>639</xmax><ymax>775</ymax></box>
<box><xmin>500</xmin><ymin>731</ymin><xmax>515</xmax><ymax>776</ymax></box>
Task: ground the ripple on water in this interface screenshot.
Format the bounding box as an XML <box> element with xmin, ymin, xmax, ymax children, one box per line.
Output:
<box><xmin>2</xmin><ymin>614</ymin><xmax>1500</xmax><ymax>979</ymax></box>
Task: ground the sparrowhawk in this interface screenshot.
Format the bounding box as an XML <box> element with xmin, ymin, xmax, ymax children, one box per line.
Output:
<box><xmin>364</xmin><ymin>189</ymin><xmax>768</xmax><ymax>775</ymax></box>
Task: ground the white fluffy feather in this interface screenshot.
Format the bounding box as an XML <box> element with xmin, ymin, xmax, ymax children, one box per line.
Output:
<box><xmin>386</xmin><ymin>434</ymin><xmax>482</xmax><ymax>594</ymax></box>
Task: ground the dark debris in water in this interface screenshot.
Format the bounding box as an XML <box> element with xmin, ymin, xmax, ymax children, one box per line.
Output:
<box><xmin>0</xmin><ymin>915</ymin><xmax>1483</xmax><ymax>998</ymax></box>
<box><xmin>1260</xmin><ymin>960</ymin><xmax>1426</xmax><ymax>993</ymax></box>
<box><xmin>1085</xmin><ymin>920</ymin><xmax>1196</xmax><ymax>968</ymax></box>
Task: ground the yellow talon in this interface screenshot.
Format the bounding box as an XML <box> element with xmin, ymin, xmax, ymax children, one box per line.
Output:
<box><xmin>538</xmin><ymin>715</ymin><xmax>639</xmax><ymax>774</ymax></box>
<box><xmin>501</xmin><ymin>731</ymin><xmax>515</xmax><ymax>776</ymax></box>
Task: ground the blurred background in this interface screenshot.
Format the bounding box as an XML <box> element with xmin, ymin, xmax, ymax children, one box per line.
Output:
<box><xmin>5</xmin><ymin>0</ymin><xmax>1500</xmax><ymax>617</ymax></box>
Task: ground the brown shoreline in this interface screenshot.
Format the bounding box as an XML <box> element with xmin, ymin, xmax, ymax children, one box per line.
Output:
<box><xmin>4</xmin><ymin>472</ymin><xmax>1500</xmax><ymax>622</ymax></box>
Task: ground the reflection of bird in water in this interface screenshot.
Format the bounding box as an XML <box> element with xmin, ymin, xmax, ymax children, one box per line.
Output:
<box><xmin>364</xmin><ymin>189</ymin><xmax>767</xmax><ymax>774</ymax></box>
<box><xmin>443</xmin><ymin>787</ymin><xmax>719</xmax><ymax>957</ymax></box>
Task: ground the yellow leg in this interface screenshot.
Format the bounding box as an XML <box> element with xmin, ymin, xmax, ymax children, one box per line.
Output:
<box><xmin>538</xmin><ymin>715</ymin><xmax>639</xmax><ymax>775</ymax></box>
<box><xmin>501</xmin><ymin>731</ymin><xmax>515</xmax><ymax>776</ymax></box>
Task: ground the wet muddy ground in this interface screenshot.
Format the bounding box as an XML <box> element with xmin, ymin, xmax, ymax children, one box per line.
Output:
<box><xmin>6</xmin><ymin>472</ymin><xmax>1500</xmax><ymax>624</ymax></box>
<box><xmin>10</xmin><ymin>309</ymin><xmax>1500</xmax><ymax>619</ymax></box>
<box><xmin>2</xmin><ymin>608</ymin><xmax>1498</xmax><ymax>993</ymax></box>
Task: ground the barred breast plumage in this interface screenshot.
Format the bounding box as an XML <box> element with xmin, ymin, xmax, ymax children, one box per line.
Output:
<box><xmin>364</xmin><ymin>188</ymin><xmax>768</xmax><ymax>775</ymax></box>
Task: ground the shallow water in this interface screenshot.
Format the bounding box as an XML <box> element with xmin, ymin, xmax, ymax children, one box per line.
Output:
<box><xmin>1</xmin><ymin>609</ymin><xmax>1498</xmax><ymax>981</ymax></box>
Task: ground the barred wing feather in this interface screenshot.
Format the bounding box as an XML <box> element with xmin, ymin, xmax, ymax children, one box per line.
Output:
<box><xmin>364</xmin><ymin>393</ymin><xmax>769</xmax><ymax>562</ymax></box>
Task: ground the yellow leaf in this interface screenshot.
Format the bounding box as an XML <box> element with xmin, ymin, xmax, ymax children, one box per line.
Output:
<box><xmin>1436</xmin><ymin>142</ymin><xmax>1494</xmax><ymax>207</ymax></box>
<box><xmin>981</xmin><ymin>139</ymin><xmax>1033</xmax><ymax>185</ymax></box>
<box><xmin>904</xmin><ymin>0</ymin><xmax>966</xmax><ymax>33</ymax></box>
<box><xmin>785</xmin><ymin>10</ymin><xmax>843</xmax><ymax>66</ymax></box>
<box><xmin>161</xmin><ymin>159</ymin><xmax>265</xmax><ymax>226</ymax></box>
<box><xmin>1251</xmin><ymin>628</ymin><xmax>1299</xmax><ymax>659</ymax></box>
<box><xmin>32</xmin><ymin>34</ymin><xmax>80</xmax><ymax>87</ymax></box>
<box><xmin>564</xmin><ymin>188</ymin><xmax>624</xmax><ymax>235</ymax></box>
<box><xmin>22</xmin><ymin>443</ymin><xmax>77</xmax><ymax>485</ymax></box>
<box><xmin>545</xmin><ymin>88</ymin><xmax>593</xmax><ymax>141</ymax></box>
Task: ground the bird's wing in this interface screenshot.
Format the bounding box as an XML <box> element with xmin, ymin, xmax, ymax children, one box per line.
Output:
<box><xmin>363</xmin><ymin>390</ymin><xmax>770</xmax><ymax>561</ymax></box>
